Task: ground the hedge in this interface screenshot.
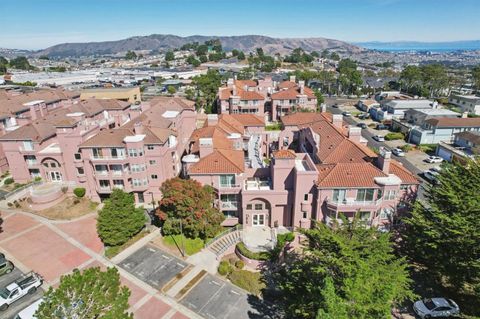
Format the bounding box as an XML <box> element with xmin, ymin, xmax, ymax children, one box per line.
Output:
<box><xmin>235</xmin><ymin>242</ymin><xmax>270</xmax><ymax>261</ymax></box>
<box><xmin>384</xmin><ymin>132</ymin><xmax>405</xmax><ymax>141</ymax></box>
<box><xmin>218</xmin><ymin>260</ymin><xmax>233</xmax><ymax>276</ymax></box>
<box><xmin>73</xmin><ymin>187</ymin><xmax>86</xmax><ymax>198</ymax></box>
<box><xmin>4</xmin><ymin>177</ymin><xmax>14</xmax><ymax>185</ymax></box>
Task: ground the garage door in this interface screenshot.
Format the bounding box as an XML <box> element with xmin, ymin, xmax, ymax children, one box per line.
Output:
<box><xmin>437</xmin><ymin>147</ymin><xmax>452</xmax><ymax>162</ymax></box>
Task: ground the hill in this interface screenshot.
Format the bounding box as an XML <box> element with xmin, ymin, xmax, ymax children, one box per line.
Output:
<box><xmin>34</xmin><ymin>34</ymin><xmax>364</xmax><ymax>57</ymax></box>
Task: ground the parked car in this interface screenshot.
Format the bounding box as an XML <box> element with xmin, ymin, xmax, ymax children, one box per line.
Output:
<box><xmin>425</xmin><ymin>156</ymin><xmax>443</xmax><ymax>163</ymax></box>
<box><xmin>358</xmin><ymin>113</ymin><xmax>370</xmax><ymax>120</ymax></box>
<box><xmin>0</xmin><ymin>272</ymin><xmax>43</xmax><ymax>311</ymax></box>
<box><xmin>392</xmin><ymin>148</ymin><xmax>405</xmax><ymax>157</ymax></box>
<box><xmin>372</xmin><ymin>135</ymin><xmax>385</xmax><ymax>142</ymax></box>
<box><xmin>342</xmin><ymin>111</ymin><xmax>351</xmax><ymax>117</ymax></box>
<box><xmin>331</xmin><ymin>103</ymin><xmax>339</xmax><ymax>108</ymax></box>
<box><xmin>357</xmin><ymin>123</ymin><xmax>367</xmax><ymax>129</ymax></box>
<box><xmin>413</xmin><ymin>298</ymin><xmax>460</xmax><ymax>318</ymax></box>
<box><xmin>0</xmin><ymin>253</ymin><xmax>14</xmax><ymax>277</ymax></box>
<box><xmin>14</xmin><ymin>298</ymin><xmax>43</xmax><ymax>319</ymax></box>
<box><xmin>376</xmin><ymin>123</ymin><xmax>387</xmax><ymax>130</ymax></box>
<box><xmin>423</xmin><ymin>168</ymin><xmax>441</xmax><ymax>184</ymax></box>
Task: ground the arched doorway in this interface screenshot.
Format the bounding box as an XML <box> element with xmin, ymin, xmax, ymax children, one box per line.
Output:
<box><xmin>41</xmin><ymin>158</ymin><xmax>63</xmax><ymax>182</ymax></box>
<box><xmin>245</xmin><ymin>198</ymin><xmax>271</xmax><ymax>227</ymax></box>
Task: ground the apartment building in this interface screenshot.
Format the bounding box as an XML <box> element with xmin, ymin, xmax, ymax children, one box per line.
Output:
<box><xmin>217</xmin><ymin>76</ymin><xmax>317</xmax><ymax>122</ymax></box>
<box><xmin>0</xmin><ymin>96</ymin><xmax>196</xmax><ymax>204</ymax></box>
<box><xmin>449</xmin><ymin>93</ymin><xmax>480</xmax><ymax>115</ymax></box>
<box><xmin>183</xmin><ymin>111</ymin><xmax>418</xmax><ymax>231</ymax></box>
<box><xmin>0</xmin><ymin>88</ymin><xmax>79</xmax><ymax>172</ymax></box>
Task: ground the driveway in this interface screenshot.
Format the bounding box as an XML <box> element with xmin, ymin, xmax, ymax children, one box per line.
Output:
<box><xmin>0</xmin><ymin>268</ymin><xmax>43</xmax><ymax>319</ymax></box>
<box><xmin>0</xmin><ymin>210</ymin><xmax>197</xmax><ymax>319</ymax></box>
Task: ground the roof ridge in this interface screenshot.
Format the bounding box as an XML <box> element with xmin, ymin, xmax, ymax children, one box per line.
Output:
<box><xmin>217</xmin><ymin>149</ymin><xmax>244</xmax><ymax>171</ymax></box>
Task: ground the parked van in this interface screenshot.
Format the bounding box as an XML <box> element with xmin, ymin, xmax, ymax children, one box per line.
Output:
<box><xmin>14</xmin><ymin>298</ymin><xmax>43</xmax><ymax>319</ymax></box>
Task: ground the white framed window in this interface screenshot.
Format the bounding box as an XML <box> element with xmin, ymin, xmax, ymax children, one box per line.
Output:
<box><xmin>219</xmin><ymin>175</ymin><xmax>235</xmax><ymax>188</ymax></box>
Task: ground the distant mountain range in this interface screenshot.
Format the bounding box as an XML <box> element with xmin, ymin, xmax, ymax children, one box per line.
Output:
<box><xmin>356</xmin><ymin>40</ymin><xmax>480</xmax><ymax>52</ymax></box>
<box><xmin>32</xmin><ymin>34</ymin><xmax>364</xmax><ymax>57</ymax></box>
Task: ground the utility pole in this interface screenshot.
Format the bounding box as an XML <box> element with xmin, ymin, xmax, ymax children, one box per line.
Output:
<box><xmin>179</xmin><ymin>218</ymin><xmax>185</xmax><ymax>257</ymax></box>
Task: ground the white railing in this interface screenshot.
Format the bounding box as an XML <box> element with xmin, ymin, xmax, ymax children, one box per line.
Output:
<box><xmin>327</xmin><ymin>198</ymin><xmax>382</xmax><ymax>207</ymax></box>
<box><xmin>220</xmin><ymin>201</ymin><xmax>238</xmax><ymax>210</ymax></box>
<box><xmin>95</xmin><ymin>170</ymin><xmax>108</xmax><ymax>176</ymax></box>
<box><xmin>245</xmin><ymin>179</ymin><xmax>271</xmax><ymax>191</ymax></box>
<box><xmin>90</xmin><ymin>156</ymin><xmax>126</xmax><ymax>161</ymax></box>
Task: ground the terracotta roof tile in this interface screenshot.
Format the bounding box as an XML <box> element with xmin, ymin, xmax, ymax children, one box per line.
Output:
<box><xmin>280</xmin><ymin>112</ymin><xmax>332</xmax><ymax>126</ymax></box>
<box><xmin>272</xmin><ymin>149</ymin><xmax>296</xmax><ymax>159</ymax></box>
<box><xmin>389</xmin><ymin>160</ymin><xmax>420</xmax><ymax>184</ymax></box>
<box><xmin>271</xmin><ymin>86</ymin><xmax>316</xmax><ymax>100</ymax></box>
<box><xmin>316</xmin><ymin>162</ymin><xmax>388</xmax><ymax>188</ymax></box>
<box><xmin>189</xmin><ymin>149</ymin><xmax>244</xmax><ymax>174</ymax></box>
<box><xmin>278</xmin><ymin>81</ymin><xmax>297</xmax><ymax>89</ymax></box>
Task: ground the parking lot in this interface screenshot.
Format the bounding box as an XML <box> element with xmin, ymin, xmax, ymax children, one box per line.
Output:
<box><xmin>180</xmin><ymin>274</ymin><xmax>260</xmax><ymax>319</ymax></box>
<box><xmin>0</xmin><ymin>268</ymin><xmax>43</xmax><ymax>319</ymax></box>
<box><xmin>119</xmin><ymin>245</ymin><xmax>188</xmax><ymax>291</ymax></box>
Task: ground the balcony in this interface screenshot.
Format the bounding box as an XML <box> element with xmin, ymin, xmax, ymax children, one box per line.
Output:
<box><xmin>95</xmin><ymin>170</ymin><xmax>109</xmax><ymax>176</ymax></box>
<box><xmin>244</xmin><ymin>178</ymin><xmax>271</xmax><ymax>191</ymax></box>
<box><xmin>326</xmin><ymin>198</ymin><xmax>382</xmax><ymax>211</ymax></box>
<box><xmin>219</xmin><ymin>183</ymin><xmax>241</xmax><ymax>189</ymax></box>
<box><xmin>90</xmin><ymin>155</ymin><xmax>126</xmax><ymax>161</ymax></box>
<box><xmin>220</xmin><ymin>201</ymin><xmax>238</xmax><ymax>210</ymax></box>
<box><xmin>26</xmin><ymin>161</ymin><xmax>38</xmax><ymax>167</ymax></box>
<box><xmin>97</xmin><ymin>186</ymin><xmax>111</xmax><ymax>193</ymax></box>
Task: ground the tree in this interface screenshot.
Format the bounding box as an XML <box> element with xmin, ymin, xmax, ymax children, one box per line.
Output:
<box><xmin>165</xmin><ymin>51</ymin><xmax>175</xmax><ymax>61</ymax></box>
<box><xmin>167</xmin><ymin>85</ymin><xmax>176</xmax><ymax>95</ymax></box>
<box><xmin>402</xmin><ymin>160</ymin><xmax>480</xmax><ymax>293</ymax></box>
<box><xmin>8</xmin><ymin>56</ymin><xmax>32</xmax><ymax>70</ymax></box>
<box><xmin>420</xmin><ymin>63</ymin><xmax>449</xmax><ymax>98</ymax></box>
<box><xmin>471</xmin><ymin>65</ymin><xmax>480</xmax><ymax>91</ymax></box>
<box><xmin>237</xmin><ymin>51</ymin><xmax>246</xmax><ymax>61</ymax></box>
<box><xmin>156</xmin><ymin>178</ymin><xmax>224</xmax><ymax>239</ymax></box>
<box><xmin>0</xmin><ymin>56</ymin><xmax>7</xmax><ymax>74</ymax></box>
<box><xmin>313</xmin><ymin>89</ymin><xmax>324</xmax><ymax>106</ymax></box>
<box><xmin>196</xmin><ymin>44</ymin><xmax>208</xmax><ymax>56</ymax></box>
<box><xmin>97</xmin><ymin>189</ymin><xmax>145</xmax><ymax>246</ymax></box>
<box><xmin>36</xmin><ymin>267</ymin><xmax>132</xmax><ymax>319</ymax></box>
<box><xmin>192</xmin><ymin>69</ymin><xmax>221</xmax><ymax>113</ymax></box>
<box><xmin>186</xmin><ymin>55</ymin><xmax>200</xmax><ymax>67</ymax></box>
<box><xmin>272</xmin><ymin>221</ymin><xmax>414</xmax><ymax>318</ymax></box>
<box><xmin>185</xmin><ymin>87</ymin><xmax>195</xmax><ymax>101</ymax></box>
<box><xmin>125</xmin><ymin>51</ymin><xmax>137</xmax><ymax>60</ymax></box>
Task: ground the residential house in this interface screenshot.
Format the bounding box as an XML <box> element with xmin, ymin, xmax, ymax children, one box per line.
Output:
<box><xmin>409</xmin><ymin>117</ymin><xmax>480</xmax><ymax>145</ymax></box>
<box><xmin>436</xmin><ymin>130</ymin><xmax>480</xmax><ymax>162</ymax></box>
<box><xmin>448</xmin><ymin>93</ymin><xmax>480</xmax><ymax>115</ymax></box>
<box><xmin>370</xmin><ymin>99</ymin><xmax>435</xmax><ymax>121</ymax></box>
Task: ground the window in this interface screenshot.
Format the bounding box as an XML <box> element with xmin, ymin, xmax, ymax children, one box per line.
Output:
<box><xmin>385</xmin><ymin>190</ymin><xmax>397</xmax><ymax>200</ymax></box>
<box><xmin>77</xmin><ymin>167</ymin><xmax>84</xmax><ymax>175</ymax></box>
<box><xmin>219</xmin><ymin>175</ymin><xmax>235</xmax><ymax>187</ymax></box>
<box><xmin>149</xmin><ymin>160</ymin><xmax>156</xmax><ymax>165</ymax></box>
<box><xmin>304</xmin><ymin>194</ymin><xmax>309</xmax><ymax>201</ymax></box>
<box><xmin>379</xmin><ymin>208</ymin><xmax>393</xmax><ymax>219</ymax></box>
<box><xmin>254</xmin><ymin>203</ymin><xmax>263</xmax><ymax>210</ymax></box>
<box><xmin>377</xmin><ymin>189</ymin><xmax>383</xmax><ymax>200</ymax></box>
<box><xmin>131</xmin><ymin>164</ymin><xmax>146</xmax><ymax>172</ymax></box>
<box><xmin>128</xmin><ymin>148</ymin><xmax>143</xmax><ymax>157</ymax></box>
<box><xmin>332</xmin><ymin>189</ymin><xmax>346</xmax><ymax>203</ymax></box>
<box><xmin>74</xmin><ymin>153</ymin><xmax>81</xmax><ymax>160</ymax></box>
<box><xmin>303</xmin><ymin>211</ymin><xmax>307</xmax><ymax>218</ymax></box>
<box><xmin>356</xmin><ymin>189</ymin><xmax>375</xmax><ymax>202</ymax></box>
<box><xmin>50</xmin><ymin>162</ymin><xmax>57</xmax><ymax>168</ymax></box>
<box><xmin>99</xmin><ymin>180</ymin><xmax>110</xmax><ymax>188</ymax></box>
<box><xmin>147</xmin><ymin>145</ymin><xmax>155</xmax><ymax>150</ymax></box>
<box><xmin>151</xmin><ymin>174</ymin><xmax>158</xmax><ymax>179</ymax></box>
<box><xmin>359</xmin><ymin>211</ymin><xmax>370</xmax><ymax>220</ymax></box>
<box><xmin>43</xmin><ymin>163</ymin><xmax>49</xmax><ymax>167</ymax></box>
<box><xmin>246</xmin><ymin>204</ymin><xmax>252</xmax><ymax>210</ymax></box>
<box><xmin>92</xmin><ymin>148</ymin><xmax>103</xmax><ymax>158</ymax></box>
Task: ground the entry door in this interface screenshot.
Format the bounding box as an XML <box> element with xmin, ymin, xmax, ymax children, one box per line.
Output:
<box><xmin>50</xmin><ymin>171</ymin><xmax>62</xmax><ymax>181</ymax></box>
<box><xmin>253</xmin><ymin>214</ymin><xmax>265</xmax><ymax>226</ymax></box>
<box><xmin>138</xmin><ymin>192</ymin><xmax>144</xmax><ymax>203</ymax></box>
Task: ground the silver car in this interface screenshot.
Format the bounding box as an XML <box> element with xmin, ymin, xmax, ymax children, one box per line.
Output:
<box><xmin>413</xmin><ymin>298</ymin><xmax>460</xmax><ymax>318</ymax></box>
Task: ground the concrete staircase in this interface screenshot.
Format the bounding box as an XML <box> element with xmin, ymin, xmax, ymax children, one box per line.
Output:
<box><xmin>207</xmin><ymin>229</ymin><xmax>242</xmax><ymax>257</ymax></box>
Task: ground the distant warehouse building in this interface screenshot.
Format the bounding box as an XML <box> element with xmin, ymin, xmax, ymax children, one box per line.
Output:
<box><xmin>80</xmin><ymin>87</ymin><xmax>141</xmax><ymax>103</ymax></box>
<box><xmin>448</xmin><ymin>93</ymin><xmax>480</xmax><ymax>115</ymax></box>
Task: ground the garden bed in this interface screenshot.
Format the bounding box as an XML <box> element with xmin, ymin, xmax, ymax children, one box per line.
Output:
<box><xmin>162</xmin><ymin>234</ymin><xmax>204</xmax><ymax>256</ymax></box>
<box><xmin>217</xmin><ymin>257</ymin><xmax>265</xmax><ymax>296</ymax></box>
<box><xmin>17</xmin><ymin>197</ymin><xmax>98</xmax><ymax>220</ymax></box>
<box><xmin>105</xmin><ymin>229</ymin><xmax>150</xmax><ymax>258</ymax></box>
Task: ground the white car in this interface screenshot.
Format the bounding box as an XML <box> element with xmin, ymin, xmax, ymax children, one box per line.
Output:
<box><xmin>0</xmin><ymin>272</ymin><xmax>43</xmax><ymax>311</ymax></box>
<box><xmin>14</xmin><ymin>298</ymin><xmax>43</xmax><ymax>319</ymax></box>
<box><xmin>392</xmin><ymin>148</ymin><xmax>405</xmax><ymax>157</ymax></box>
<box><xmin>413</xmin><ymin>298</ymin><xmax>460</xmax><ymax>318</ymax></box>
<box><xmin>423</xmin><ymin>168</ymin><xmax>441</xmax><ymax>184</ymax></box>
<box><xmin>342</xmin><ymin>111</ymin><xmax>351</xmax><ymax>117</ymax></box>
<box><xmin>372</xmin><ymin>135</ymin><xmax>385</xmax><ymax>142</ymax></box>
<box><xmin>425</xmin><ymin>156</ymin><xmax>443</xmax><ymax>163</ymax></box>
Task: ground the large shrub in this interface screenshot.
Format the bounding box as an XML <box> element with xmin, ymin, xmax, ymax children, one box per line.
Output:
<box><xmin>73</xmin><ymin>187</ymin><xmax>86</xmax><ymax>198</ymax></box>
<box><xmin>218</xmin><ymin>261</ymin><xmax>233</xmax><ymax>276</ymax></box>
<box><xmin>4</xmin><ymin>177</ymin><xmax>14</xmax><ymax>185</ymax></box>
<box><xmin>384</xmin><ymin>132</ymin><xmax>405</xmax><ymax>141</ymax></box>
<box><xmin>235</xmin><ymin>242</ymin><xmax>270</xmax><ymax>261</ymax></box>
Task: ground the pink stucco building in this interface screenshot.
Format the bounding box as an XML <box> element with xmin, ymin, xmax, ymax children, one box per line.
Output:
<box><xmin>184</xmin><ymin>111</ymin><xmax>418</xmax><ymax>231</ymax></box>
<box><xmin>0</xmin><ymin>88</ymin><xmax>79</xmax><ymax>172</ymax></box>
<box><xmin>0</xmin><ymin>96</ymin><xmax>196</xmax><ymax>204</ymax></box>
<box><xmin>217</xmin><ymin>76</ymin><xmax>318</xmax><ymax>122</ymax></box>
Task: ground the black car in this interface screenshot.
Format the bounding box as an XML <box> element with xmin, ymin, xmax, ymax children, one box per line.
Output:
<box><xmin>357</xmin><ymin>123</ymin><xmax>367</xmax><ymax>129</ymax></box>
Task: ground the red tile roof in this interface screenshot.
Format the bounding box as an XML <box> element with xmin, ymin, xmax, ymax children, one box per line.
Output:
<box><xmin>316</xmin><ymin>162</ymin><xmax>388</xmax><ymax>188</ymax></box>
<box><xmin>272</xmin><ymin>149</ymin><xmax>296</xmax><ymax>159</ymax></box>
<box><xmin>278</xmin><ymin>81</ymin><xmax>297</xmax><ymax>89</ymax></box>
<box><xmin>271</xmin><ymin>86</ymin><xmax>316</xmax><ymax>100</ymax></box>
<box><xmin>280</xmin><ymin>112</ymin><xmax>332</xmax><ymax>126</ymax></box>
<box><xmin>389</xmin><ymin>160</ymin><xmax>420</xmax><ymax>184</ymax></box>
<box><xmin>189</xmin><ymin>149</ymin><xmax>244</xmax><ymax>174</ymax></box>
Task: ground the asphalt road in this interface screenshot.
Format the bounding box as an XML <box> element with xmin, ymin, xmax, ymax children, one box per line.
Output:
<box><xmin>326</xmin><ymin>104</ymin><xmax>426</xmax><ymax>200</ymax></box>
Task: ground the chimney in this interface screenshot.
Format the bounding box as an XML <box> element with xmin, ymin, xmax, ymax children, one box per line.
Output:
<box><xmin>321</xmin><ymin>103</ymin><xmax>327</xmax><ymax>113</ymax></box>
<box><xmin>244</xmin><ymin>85</ymin><xmax>248</xmax><ymax>91</ymax></box>
<box><xmin>199</xmin><ymin>137</ymin><xmax>213</xmax><ymax>157</ymax></box>
<box><xmin>134</xmin><ymin>122</ymin><xmax>144</xmax><ymax>135</ymax></box>
<box><xmin>299</xmin><ymin>80</ymin><xmax>305</xmax><ymax>94</ymax></box>
<box><xmin>289</xmin><ymin>75</ymin><xmax>296</xmax><ymax>83</ymax></box>
<box><xmin>332</xmin><ymin>114</ymin><xmax>343</xmax><ymax>128</ymax></box>
<box><xmin>348</xmin><ymin>126</ymin><xmax>362</xmax><ymax>143</ymax></box>
<box><xmin>232</xmin><ymin>85</ymin><xmax>237</xmax><ymax>96</ymax></box>
<box><xmin>462</xmin><ymin>112</ymin><xmax>468</xmax><ymax>118</ymax></box>
<box><xmin>207</xmin><ymin>114</ymin><xmax>218</xmax><ymax>126</ymax></box>
<box><xmin>378</xmin><ymin>147</ymin><xmax>391</xmax><ymax>173</ymax></box>
<box><xmin>29</xmin><ymin>104</ymin><xmax>37</xmax><ymax>121</ymax></box>
<box><xmin>227</xmin><ymin>78</ymin><xmax>234</xmax><ymax>87</ymax></box>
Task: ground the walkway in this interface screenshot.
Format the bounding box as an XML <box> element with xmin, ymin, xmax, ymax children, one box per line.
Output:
<box><xmin>0</xmin><ymin>208</ymin><xmax>200</xmax><ymax>319</ymax></box>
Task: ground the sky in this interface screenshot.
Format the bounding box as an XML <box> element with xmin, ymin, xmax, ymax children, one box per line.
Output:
<box><xmin>1</xmin><ymin>0</ymin><xmax>479</xmax><ymax>50</ymax></box>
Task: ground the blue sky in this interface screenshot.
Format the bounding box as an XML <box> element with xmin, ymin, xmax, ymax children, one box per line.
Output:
<box><xmin>1</xmin><ymin>0</ymin><xmax>479</xmax><ymax>49</ymax></box>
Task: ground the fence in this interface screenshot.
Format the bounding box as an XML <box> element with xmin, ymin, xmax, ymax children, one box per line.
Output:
<box><xmin>204</xmin><ymin>224</ymin><xmax>243</xmax><ymax>248</ymax></box>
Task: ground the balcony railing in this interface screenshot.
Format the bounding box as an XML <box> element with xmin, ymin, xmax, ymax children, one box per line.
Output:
<box><xmin>219</xmin><ymin>183</ymin><xmax>241</xmax><ymax>189</ymax></box>
<box><xmin>95</xmin><ymin>170</ymin><xmax>108</xmax><ymax>176</ymax></box>
<box><xmin>326</xmin><ymin>198</ymin><xmax>382</xmax><ymax>208</ymax></box>
<box><xmin>220</xmin><ymin>201</ymin><xmax>238</xmax><ymax>210</ymax></box>
<box><xmin>26</xmin><ymin>161</ymin><xmax>38</xmax><ymax>167</ymax></box>
<box><xmin>244</xmin><ymin>178</ymin><xmax>271</xmax><ymax>191</ymax></box>
<box><xmin>90</xmin><ymin>155</ymin><xmax>126</xmax><ymax>161</ymax></box>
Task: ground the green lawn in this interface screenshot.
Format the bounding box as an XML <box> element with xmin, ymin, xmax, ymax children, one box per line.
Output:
<box><xmin>228</xmin><ymin>270</ymin><xmax>265</xmax><ymax>296</ymax></box>
<box><xmin>163</xmin><ymin>234</ymin><xmax>204</xmax><ymax>256</ymax></box>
